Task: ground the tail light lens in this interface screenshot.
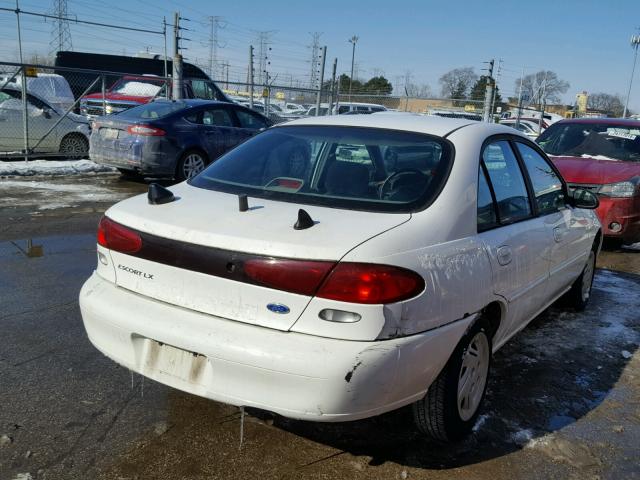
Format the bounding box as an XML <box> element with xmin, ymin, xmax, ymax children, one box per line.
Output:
<box><xmin>97</xmin><ymin>216</ymin><xmax>142</xmax><ymax>254</ymax></box>
<box><xmin>244</xmin><ymin>258</ymin><xmax>424</xmax><ymax>304</ymax></box>
<box><xmin>244</xmin><ymin>258</ymin><xmax>335</xmax><ymax>296</ymax></box>
<box><xmin>127</xmin><ymin>124</ymin><xmax>166</xmax><ymax>136</ymax></box>
<box><xmin>317</xmin><ymin>263</ymin><xmax>425</xmax><ymax>304</ymax></box>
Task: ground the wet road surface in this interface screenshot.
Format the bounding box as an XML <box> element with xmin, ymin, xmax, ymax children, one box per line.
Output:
<box><xmin>0</xmin><ymin>174</ymin><xmax>639</xmax><ymax>479</ymax></box>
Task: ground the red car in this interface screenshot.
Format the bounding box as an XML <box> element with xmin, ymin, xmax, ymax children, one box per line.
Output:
<box><xmin>80</xmin><ymin>75</ymin><xmax>228</xmax><ymax>117</ymax></box>
<box><xmin>537</xmin><ymin>118</ymin><xmax>640</xmax><ymax>245</ymax></box>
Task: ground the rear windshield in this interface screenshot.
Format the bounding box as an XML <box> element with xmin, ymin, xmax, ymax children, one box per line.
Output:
<box><xmin>190</xmin><ymin>125</ymin><xmax>453</xmax><ymax>212</ymax></box>
<box><xmin>537</xmin><ymin>123</ymin><xmax>640</xmax><ymax>162</ymax></box>
<box><xmin>116</xmin><ymin>101</ymin><xmax>187</xmax><ymax>119</ymax></box>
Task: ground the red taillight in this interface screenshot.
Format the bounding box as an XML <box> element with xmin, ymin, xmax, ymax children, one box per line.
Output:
<box><xmin>127</xmin><ymin>124</ymin><xmax>165</xmax><ymax>136</ymax></box>
<box><xmin>317</xmin><ymin>263</ymin><xmax>425</xmax><ymax>304</ymax></box>
<box><xmin>97</xmin><ymin>216</ymin><xmax>142</xmax><ymax>254</ymax></box>
<box><xmin>243</xmin><ymin>258</ymin><xmax>424</xmax><ymax>304</ymax></box>
<box><xmin>244</xmin><ymin>258</ymin><xmax>335</xmax><ymax>296</ymax></box>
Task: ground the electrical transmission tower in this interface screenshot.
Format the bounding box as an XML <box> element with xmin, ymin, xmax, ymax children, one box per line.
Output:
<box><xmin>49</xmin><ymin>0</ymin><xmax>73</xmax><ymax>57</ymax></box>
<box><xmin>308</xmin><ymin>32</ymin><xmax>322</xmax><ymax>88</ymax></box>
<box><xmin>207</xmin><ymin>16</ymin><xmax>226</xmax><ymax>79</ymax></box>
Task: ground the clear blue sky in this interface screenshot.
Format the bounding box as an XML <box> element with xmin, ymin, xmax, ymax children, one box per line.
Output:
<box><xmin>1</xmin><ymin>0</ymin><xmax>640</xmax><ymax>109</ymax></box>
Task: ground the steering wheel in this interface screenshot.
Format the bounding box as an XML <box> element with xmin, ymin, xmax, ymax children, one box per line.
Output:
<box><xmin>502</xmin><ymin>196</ymin><xmax>529</xmax><ymax>214</ymax></box>
<box><xmin>379</xmin><ymin>169</ymin><xmax>427</xmax><ymax>199</ymax></box>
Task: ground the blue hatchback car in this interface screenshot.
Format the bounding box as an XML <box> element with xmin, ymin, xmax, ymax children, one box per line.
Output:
<box><xmin>89</xmin><ymin>99</ymin><xmax>272</xmax><ymax>181</ymax></box>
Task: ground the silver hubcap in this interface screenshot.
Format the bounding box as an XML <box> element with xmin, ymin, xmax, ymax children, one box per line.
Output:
<box><xmin>581</xmin><ymin>252</ymin><xmax>595</xmax><ymax>302</ymax></box>
<box><xmin>458</xmin><ymin>332</ymin><xmax>490</xmax><ymax>421</ymax></box>
<box><xmin>182</xmin><ymin>153</ymin><xmax>205</xmax><ymax>179</ymax></box>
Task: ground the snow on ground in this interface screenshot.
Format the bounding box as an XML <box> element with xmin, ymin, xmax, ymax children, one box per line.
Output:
<box><xmin>0</xmin><ymin>159</ymin><xmax>116</xmax><ymax>177</ymax></box>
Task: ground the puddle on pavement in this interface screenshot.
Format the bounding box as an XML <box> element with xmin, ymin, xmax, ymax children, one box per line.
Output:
<box><xmin>1</xmin><ymin>234</ymin><xmax>97</xmax><ymax>260</ymax></box>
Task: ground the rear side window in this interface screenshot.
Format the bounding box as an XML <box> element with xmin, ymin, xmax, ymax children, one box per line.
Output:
<box><xmin>482</xmin><ymin>141</ymin><xmax>532</xmax><ymax>223</ymax></box>
<box><xmin>235</xmin><ymin>108</ymin><xmax>268</xmax><ymax>130</ymax></box>
<box><xmin>516</xmin><ymin>143</ymin><xmax>565</xmax><ymax>215</ymax></box>
<box><xmin>477</xmin><ymin>165</ymin><xmax>498</xmax><ymax>231</ymax></box>
<box><xmin>202</xmin><ymin>108</ymin><xmax>234</xmax><ymax>127</ymax></box>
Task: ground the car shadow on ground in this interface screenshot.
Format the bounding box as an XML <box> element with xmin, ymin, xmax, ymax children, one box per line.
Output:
<box><xmin>251</xmin><ymin>268</ymin><xmax>640</xmax><ymax>469</ymax></box>
<box><xmin>100</xmin><ymin>269</ymin><xmax>639</xmax><ymax>477</ymax></box>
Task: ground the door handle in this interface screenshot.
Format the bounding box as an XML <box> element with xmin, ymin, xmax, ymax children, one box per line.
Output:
<box><xmin>553</xmin><ymin>226</ymin><xmax>564</xmax><ymax>242</ymax></box>
<box><xmin>496</xmin><ymin>246</ymin><xmax>512</xmax><ymax>266</ymax></box>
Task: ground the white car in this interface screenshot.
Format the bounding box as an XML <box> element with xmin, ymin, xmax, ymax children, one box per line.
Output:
<box><xmin>500</xmin><ymin>119</ymin><xmax>544</xmax><ymax>139</ymax></box>
<box><xmin>80</xmin><ymin>115</ymin><xmax>601</xmax><ymax>441</ymax></box>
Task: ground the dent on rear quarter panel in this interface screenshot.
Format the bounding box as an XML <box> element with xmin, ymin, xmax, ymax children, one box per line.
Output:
<box><xmin>376</xmin><ymin>237</ymin><xmax>493</xmax><ymax>339</ymax></box>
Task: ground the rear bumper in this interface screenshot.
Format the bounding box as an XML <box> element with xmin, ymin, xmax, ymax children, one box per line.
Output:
<box><xmin>89</xmin><ymin>135</ymin><xmax>176</xmax><ymax>175</ymax></box>
<box><xmin>79</xmin><ymin>272</ymin><xmax>472</xmax><ymax>422</ymax></box>
<box><xmin>597</xmin><ymin>196</ymin><xmax>640</xmax><ymax>244</ymax></box>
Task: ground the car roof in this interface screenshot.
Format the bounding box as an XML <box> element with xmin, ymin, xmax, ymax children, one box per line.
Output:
<box><xmin>281</xmin><ymin>113</ymin><xmax>519</xmax><ymax>138</ymax></box>
<box><xmin>553</xmin><ymin>117</ymin><xmax>640</xmax><ymax>127</ymax></box>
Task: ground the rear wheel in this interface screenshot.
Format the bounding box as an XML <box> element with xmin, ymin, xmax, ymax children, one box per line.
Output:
<box><xmin>412</xmin><ymin>320</ymin><xmax>491</xmax><ymax>442</ymax></box>
<box><xmin>59</xmin><ymin>134</ymin><xmax>89</xmax><ymax>159</ymax></box>
<box><xmin>176</xmin><ymin>150</ymin><xmax>207</xmax><ymax>181</ymax></box>
<box><xmin>564</xmin><ymin>250</ymin><xmax>596</xmax><ymax>311</ymax></box>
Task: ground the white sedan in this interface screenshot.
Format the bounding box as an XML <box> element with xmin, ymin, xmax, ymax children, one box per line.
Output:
<box><xmin>79</xmin><ymin>114</ymin><xmax>601</xmax><ymax>441</ymax></box>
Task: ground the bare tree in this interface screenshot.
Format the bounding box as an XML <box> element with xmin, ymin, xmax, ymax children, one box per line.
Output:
<box><xmin>515</xmin><ymin>70</ymin><xmax>569</xmax><ymax>105</ymax></box>
<box><xmin>587</xmin><ymin>93</ymin><xmax>625</xmax><ymax>117</ymax></box>
<box><xmin>406</xmin><ymin>83</ymin><xmax>432</xmax><ymax>98</ymax></box>
<box><xmin>439</xmin><ymin>67</ymin><xmax>477</xmax><ymax>99</ymax></box>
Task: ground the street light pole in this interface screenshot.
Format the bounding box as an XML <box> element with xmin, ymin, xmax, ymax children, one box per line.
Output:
<box><xmin>348</xmin><ymin>35</ymin><xmax>358</xmax><ymax>102</ymax></box>
<box><xmin>624</xmin><ymin>35</ymin><xmax>640</xmax><ymax>118</ymax></box>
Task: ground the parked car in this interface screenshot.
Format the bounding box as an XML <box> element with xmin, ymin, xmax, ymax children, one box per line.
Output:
<box><xmin>80</xmin><ymin>115</ymin><xmax>601</xmax><ymax>441</ymax></box>
<box><xmin>335</xmin><ymin>102</ymin><xmax>387</xmax><ymax>114</ymax></box>
<box><xmin>537</xmin><ymin>118</ymin><xmax>640</xmax><ymax>245</ymax></box>
<box><xmin>0</xmin><ymin>73</ymin><xmax>75</xmax><ymax>113</ymax></box>
<box><xmin>80</xmin><ymin>75</ymin><xmax>229</xmax><ymax>117</ymax></box>
<box><xmin>500</xmin><ymin>118</ymin><xmax>545</xmax><ymax>139</ymax></box>
<box><xmin>0</xmin><ymin>84</ymin><xmax>89</xmax><ymax>156</ymax></box>
<box><xmin>89</xmin><ymin>99</ymin><xmax>272</xmax><ymax>180</ymax></box>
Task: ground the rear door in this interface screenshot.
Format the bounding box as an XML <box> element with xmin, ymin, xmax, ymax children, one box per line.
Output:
<box><xmin>514</xmin><ymin>141</ymin><xmax>590</xmax><ymax>297</ymax></box>
<box><xmin>477</xmin><ymin>139</ymin><xmax>552</xmax><ymax>343</ymax></box>
<box><xmin>199</xmin><ymin>106</ymin><xmax>239</xmax><ymax>160</ymax></box>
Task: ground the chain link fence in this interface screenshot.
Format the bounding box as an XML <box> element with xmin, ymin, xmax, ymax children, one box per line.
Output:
<box><xmin>0</xmin><ymin>60</ymin><xmax>499</xmax><ymax>161</ymax></box>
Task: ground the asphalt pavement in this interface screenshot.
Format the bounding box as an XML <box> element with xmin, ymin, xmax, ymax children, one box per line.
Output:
<box><xmin>0</xmin><ymin>173</ymin><xmax>638</xmax><ymax>480</ymax></box>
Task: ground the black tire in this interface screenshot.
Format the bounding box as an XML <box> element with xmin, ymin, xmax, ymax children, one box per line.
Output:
<box><xmin>175</xmin><ymin>149</ymin><xmax>208</xmax><ymax>182</ymax></box>
<box><xmin>412</xmin><ymin>320</ymin><xmax>492</xmax><ymax>442</ymax></box>
<box><xmin>59</xmin><ymin>133</ymin><xmax>89</xmax><ymax>159</ymax></box>
<box><xmin>564</xmin><ymin>250</ymin><xmax>596</xmax><ymax>312</ymax></box>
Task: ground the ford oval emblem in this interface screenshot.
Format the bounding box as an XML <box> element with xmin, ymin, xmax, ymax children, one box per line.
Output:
<box><xmin>267</xmin><ymin>303</ymin><xmax>290</xmax><ymax>314</ymax></box>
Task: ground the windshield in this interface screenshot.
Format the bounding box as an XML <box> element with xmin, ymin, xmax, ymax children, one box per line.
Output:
<box><xmin>116</xmin><ymin>101</ymin><xmax>188</xmax><ymax>119</ymax></box>
<box><xmin>537</xmin><ymin>122</ymin><xmax>640</xmax><ymax>162</ymax></box>
<box><xmin>111</xmin><ymin>78</ymin><xmax>164</xmax><ymax>97</ymax></box>
<box><xmin>190</xmin><ymin>126</ymin><xmax>453</xmax><ymax>212</ymax></box>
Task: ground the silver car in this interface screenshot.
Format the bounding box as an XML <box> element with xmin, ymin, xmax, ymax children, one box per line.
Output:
<box><xmin>0</xmin><ymin>85</ymin><xmax>90</xmax><ymax>157</ymax></box>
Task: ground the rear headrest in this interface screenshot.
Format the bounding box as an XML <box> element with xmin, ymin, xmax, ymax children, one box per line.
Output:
<box><xmin>325</xmin><ymin>161</ymin><xmax>369</xmax><ymax>196</ymax></box>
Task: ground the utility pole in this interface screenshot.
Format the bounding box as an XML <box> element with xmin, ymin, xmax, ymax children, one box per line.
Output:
<box><xmin>256</xmin><ymin>31</ymin><xmax>274</xmax><ymax>85</ymax></box>
<box><xmin>329</xmin><ymin>57</ymin><xmax>337</xmax><ymax>114</ymax></box>
<box><xmin>162</xmin><ymin>16</ymin><xmax>168</xmax><ymax>80</ymax></box>
<box><xmin>221</xmin><ymin>61</ymin><xmax>230</xmax><ymax>89</ymax></box>
<box><xmin>308</xmin><ymin>32</ymin><xmax>322</xmax><ymax>89</ymax></box>
<box><xmin>515</xmin><ymin>67</ymin><xmax>525</xmax><ymax>129</ymax></box>
<box><xmin>249</xmin><ymin>45</ymin><xmax>254</xmax><ymax>108</ymax></box>
<box><xmin>315</xmin><ymin>46</ymin><xmax>326</xmax><ymax>116</ymax></box>
<box><xmin>348</xmin><ymin>35</ymin><xmax>358</xmax><ymax>102</ymax></box>
<box><xmin>490</xmin><ymin>59</ymin><xmax>502</xmax><ymax>123</ymax></box>
<box><xmin>15</xmin><ymin>0</ymin><xmax>28</xmax><ymax>162</ymax></box>
<box><xmin>482</xmin><ymin>59</ymin><xmax>494</xmax><ymax>122</ymax></box>
<box><xmin>172</xmin><ymin>11</ymin><xmax>182</xmax><ymax>100</ymax></box>
<box><xmin>537</xmin><ymin>71</ymin><xmax>548</xmax><ymax>134</ymax></box>
<box><xmin>623</xmin><ymin>34</ymin><xmax>640</xmax><ymax>118</ymax></box>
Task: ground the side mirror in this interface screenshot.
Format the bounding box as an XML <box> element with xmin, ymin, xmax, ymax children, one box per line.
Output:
<box><xmin>41</xmin><ymin>108</ymin><xmax>52</xmax><ymax>119</ymax></box>
<box><xmin>569</xmin><ymin>188</ymin><xmax>599</xmax><ymax>209</ymax></box>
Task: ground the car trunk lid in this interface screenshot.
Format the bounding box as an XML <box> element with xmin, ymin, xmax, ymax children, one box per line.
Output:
<box><xmin>103</xmin><ymin>183</ymin><xmax>410</xmax><ymax>331</ymax></box>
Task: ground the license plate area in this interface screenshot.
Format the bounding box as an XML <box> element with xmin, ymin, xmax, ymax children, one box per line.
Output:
<box><xmin>102</xmin><ymin>128</ymin><xmax>120</xmax><ymax>139</ymax></box>
<box><xmin>139</xmin><ymin>338</ymin><xmax>207</xmax><ymax>384</ymax></box>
